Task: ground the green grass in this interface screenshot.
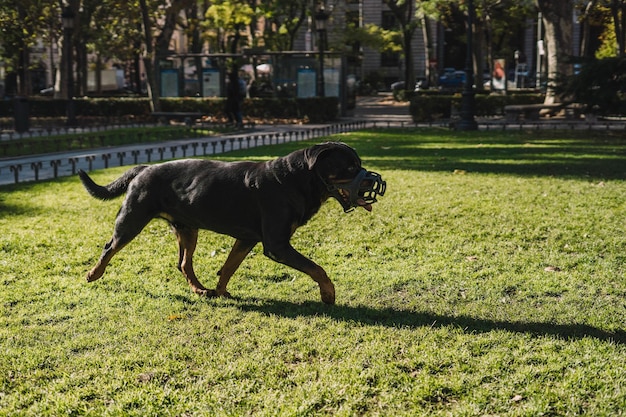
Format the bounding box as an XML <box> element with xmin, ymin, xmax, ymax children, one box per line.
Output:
<box><xmin>1</xmin><ymin>126</ymin><xmax>228</xmax><ymax>158</ymax></box>
<box><xmin>1</xmin><ymin>128</ymin><xmax>626</xmax><ymax>416</ymax></box>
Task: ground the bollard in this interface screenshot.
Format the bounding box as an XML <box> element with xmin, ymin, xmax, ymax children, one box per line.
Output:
<box><xmin>117</xmin><ymin>151</ymin><xmax>126</xmax><ymax>166</ymax></box>
<box><xmin>132</xmin><ymin>150</ymin><xmax>140</xmax><ymax>164</ymax></box>
<box><xmin>145</xmin><ymin>148</ymin><xmax>153</xmax><ymax>162</ymax></box>
<box><xmin>10</xmin><ymin>165</ymin><xmax>22</xmax><ymax>183</ymax></box>
<box><xmin>86</xmin><ymin>155</ymin><xmax>95</xmax><ymax>171</ymax></box>
<box><xmin>158</xmin><ymin>147</ymin><xmax>165</xmax><ymax>161</ymax></box>
<box><xmin>31</xmin><ymin>162</ymin><xmax>43</xmax><ymax>181</ymax></box>
<box><xmin>102</xmin><ymin>153</ymin><xmax>111</xmax><ymax>168</ymax></box>
<box><xmin>181</xmin><ymin>144</ymin><xmax>188</xmax><ymax>157</ymax></box>
<box><xmin>69</xmin><ymin>157</ymin><xmax>78</xmax><ymax>174</ymax></box>
<box><xmin>50</xmin><ymin>160</ymin><xmax>61</xmax><ymax>178</ymax></box>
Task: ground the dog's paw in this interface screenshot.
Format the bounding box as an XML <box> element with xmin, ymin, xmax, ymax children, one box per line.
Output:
<box><xmin>320</xmin><ymin>285</ymin><xmax>336</xmax><ymax>305</ymax></box>
<box><xmin>197</xmin><ymin>289</ymin><xmax>232</xmax><ymax>299</ymax></box>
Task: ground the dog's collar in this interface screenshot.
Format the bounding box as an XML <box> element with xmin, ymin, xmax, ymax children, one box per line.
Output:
<box><xmin>321</xmin><ymin>168</ymin><xmax>386</xmax><ymax>212</ymax></box>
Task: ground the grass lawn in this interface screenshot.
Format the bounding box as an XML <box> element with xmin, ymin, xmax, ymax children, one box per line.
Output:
<box><xmin>1</xmin><ymin>128</ymin><xmax>625</xmax><ymax>416</ymax></box>
<box><xmin>1</xmin><ymin>126</ymin><xmax>228</xmax><ymax>158</ymax></box>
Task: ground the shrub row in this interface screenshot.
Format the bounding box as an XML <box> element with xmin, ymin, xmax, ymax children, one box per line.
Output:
<box><xmin>0</xmin><ymin>96</ymin><xmax>339</xmax><ymax>123</ymax></box>
<box><xmin>409</xmin><ymin>93</ymin><xmax>544</xmax><ymax>122</ymax></box>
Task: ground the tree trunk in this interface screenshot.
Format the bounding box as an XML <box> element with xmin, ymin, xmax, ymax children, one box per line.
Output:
<box><xmin>536</xmin><ymin>0</ymin><xmax>574</xmax><ymax>105</ymax></box>
<box><xmin>579</xmin><ymin>0</ymin><xmax>597</xmax><ymax>58</ymax></box>
<box><xmin>139</xmin><ymin>0</ymin><xmax>158</xmax><ymax>111</ymax></box>
<box><xmin>404</xmin><ymin>28</ymin><xmax>415</xmax><ymax>90</ymax></box>
<box><xmin>140</xmin><ymin>0</ymin><xmax>186</xmax><ymax>111</ymax></box>
<box><xmin>421</xmin><ymin>17</ymin><xmax>432</xmax><ymax>86</ymax></box>
<box><xmin>610</xmin><ymin>0</ymin><xmax>626</xmax><ymax>56</ymax></box>
<box><xmin>473</xmin><ymin>16</ymin><xmax>485</xmax><ymax>91</ymax></box>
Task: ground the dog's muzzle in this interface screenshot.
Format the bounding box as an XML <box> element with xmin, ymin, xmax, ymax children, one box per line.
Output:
<box><xmin>325</xmin><ymin>169</ymin><xmax>386</xmax><ymax>212</ymax></box>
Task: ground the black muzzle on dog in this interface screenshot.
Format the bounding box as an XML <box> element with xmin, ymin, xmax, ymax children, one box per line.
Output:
<box><xmin>325</xmin><ymin>169</ymin><xmax>386</xmax><ymax>212</ymax></box>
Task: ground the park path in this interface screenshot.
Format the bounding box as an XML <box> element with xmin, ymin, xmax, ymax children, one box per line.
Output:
<box><xmin>0</xmin><ymin>95</ymin><xmax>411</xmax><ymax>185</ymax></box>
<box><xmin>2</xmin><ymin>95</ymin><xmax>624</xmax><ymax>185</ymax></box>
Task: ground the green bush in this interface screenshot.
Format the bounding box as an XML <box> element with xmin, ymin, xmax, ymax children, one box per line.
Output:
<box><xmin>557</xmin><ymin>57</ymin><xmax>626</xmax><ymax>116</ymax></box>
<box><xmin>0</xmin><ymin>96</ymin><xmax>339</xmax><ymax>123</ymax></box>
<box><xmin>409</xmin><ymin>92</ymin><xmax>544</xmax><ymax>122</ymax></box>
<box><xmin>161</xmin><ymin>96</ymin><xmax>338</xmax><ymax>122</ymax></box>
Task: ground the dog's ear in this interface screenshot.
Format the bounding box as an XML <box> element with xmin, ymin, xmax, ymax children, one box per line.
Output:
<box><xmin>304</xmin><ymin>142</ymin><xmax>354</xmax><ymax>170</ymax></box>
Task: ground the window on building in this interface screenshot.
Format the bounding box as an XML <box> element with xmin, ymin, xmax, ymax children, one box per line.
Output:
<box><xmin>381</xmin><ymin>11</ymin><xmax>400</xmax><ymax>67</ymax></box>
<box><xmin>346</xmin><ymin>10</ymin><xmax>361</xmax><ymax>67</ymax></box>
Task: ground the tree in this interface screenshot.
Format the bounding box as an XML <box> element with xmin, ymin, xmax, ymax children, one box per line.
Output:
<box><xmin>0</xmin><ymin>0</ymin><xmax>51</xmax><ymax>96</ymax></box>
<box><xmin>259</xmin><ymin>0</ymin><xmax>308</xmax><ymax>51</ymax></box>
<box><xmin>204</xmin><ymin>0</ymin><xmax>255</xmax><ymax>54</ymax></box>
<box><xmin>139</xmin><ymin>0</ymin><xmax>192</xmax><ymax>111</ymax></box>
<box><xmin>536</xmin><ymin>0</ymin><xmax>574</xmax><ymax>105</ymax></box>
<box><xmin>383</xmin><ymin>0</ymin><xmax>419</xmax><ymax>92</ymax></box>
<box><xmin>609</xmin><ymin>0</ymin><xmax>626</xmax><ymax>56</ymax></box>
<box><xmin>590</xmin><ymin>0</ymin><xmax>626</xmax><ymax>57</ymax></box>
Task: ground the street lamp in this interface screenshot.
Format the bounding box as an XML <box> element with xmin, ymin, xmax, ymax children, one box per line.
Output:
<box><xmin>456</xmin><ymin>0</ymin><xmax>478</xmax><ymax>131</ymax></box>
<box><xmin>315</xmin><ymin>6</ymin><xmax>329</xmax><ymax>97</ymax></box>
<box><xmin>62</xmin><ymin>6</ymin><xmax>76</xmax><ymax>127</ymax></box>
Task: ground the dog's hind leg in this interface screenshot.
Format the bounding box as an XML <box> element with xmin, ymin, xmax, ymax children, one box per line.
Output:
<box><xmin>214</xmin><ymin>239</ymin><xmax>257</xmax><ymax>297</ymax></box>
<box><xmin>172</xmin><ymin>226</ymin><xmax>210</xmax><ymax>295</ymax></box>
<box><xmin>87</xmin><ymin>201</ymin><xmax>153</xmax><ymax>283</ymax></box>
<box><xmin>87</xmin><ymin>225</ymin><xmax>149</xmax><ymax>282</ymax></box>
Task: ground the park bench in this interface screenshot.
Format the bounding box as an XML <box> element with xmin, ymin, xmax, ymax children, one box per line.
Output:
<box><xmin>151</xmin><ymin>111</ymin><xmax>204</xmax><ymax>126</ymax></box>
<box><xmin>504</xmin><ymin>103</ymin><xmax>584</xmax><ymax>122</ymax></box>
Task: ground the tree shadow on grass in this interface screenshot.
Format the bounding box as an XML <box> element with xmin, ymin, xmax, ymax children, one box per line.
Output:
<box><xmin>233</xmin><ymin>298</ymin><xmax>626</xmax><ymax>345</ymax></box>
<box><xmin>0</xmin><ymin>200</ymin><xmax>47</xmax><ymax>219</ymax></box>
<box><xmin>348</xmin><ymin>130</ymin><xmax>626</xmax><ymax>180</ymax></box>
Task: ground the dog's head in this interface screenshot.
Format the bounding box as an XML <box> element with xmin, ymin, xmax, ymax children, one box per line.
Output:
<box><xmin>304</xmin><ymin>142</ymin><xmax>386</xmax><ymax>212</ymax></box>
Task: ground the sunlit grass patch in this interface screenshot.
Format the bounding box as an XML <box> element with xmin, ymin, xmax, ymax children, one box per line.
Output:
<box><xmin>1</xmin><ymin>128</ymin><xmax>625</xmax><ymax>415</ymax></box>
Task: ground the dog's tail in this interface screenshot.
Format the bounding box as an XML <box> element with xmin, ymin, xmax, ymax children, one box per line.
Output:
<box><xmin>78</xmin><ymin>166</ymin><xmax>149</xmax><ymax>200</ymax></box>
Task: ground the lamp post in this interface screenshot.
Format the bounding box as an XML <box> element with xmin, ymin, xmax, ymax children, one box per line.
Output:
<box><xmin>62</xmin><ymin>6</ymin><xmax>76</xmax><ymax>127</ymax></box>
<box><xmin>315</xmin><ymin>6</ymin><xmax>329</xmax><ymax>97</ymax></box>
<box><xmin>456</xmin><ymin>0</ymin><xmax>478</xmax><ymax>131</ymax></box>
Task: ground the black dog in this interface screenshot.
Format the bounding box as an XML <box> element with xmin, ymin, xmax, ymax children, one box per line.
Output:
<box><xmin>78</xmin><ymin>142</ymin><xmax>386</xmax><ymax>304</ymax></box>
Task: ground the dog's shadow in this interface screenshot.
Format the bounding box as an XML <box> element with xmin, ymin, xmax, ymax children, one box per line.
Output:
<box><xmin>222</xmin><ymin>297</ymin><xmax>626</xmax><ymax>345</ymax></box>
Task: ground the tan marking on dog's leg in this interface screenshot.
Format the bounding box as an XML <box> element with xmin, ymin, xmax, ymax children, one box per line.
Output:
<box><xmin>303</xmin><ymin>264</ymin><xmax>336</xmax><ymax>305</ymax></box>
<box><xmin>214</xmin><ymin>239</ymin><xmax>257</xmax><ymax>297</ymax></box>
<box><xmin>86</xmin><ymin>240</ymin><xmax>124</xmax><ymax>282</ymax></box>
<box><xmin>87</xmin><ymin>261</ymin><xmax>107</xmax><ymax>282</ymax></box>
<box><xmin>264</xmin><ymin>243</ymin><xmax>336</xmax><ymax>304</ymax></box>
<box><xmin>174</xmin><ymin>228</ymin><xmax>209</xmax><ymax>295</ymax></box>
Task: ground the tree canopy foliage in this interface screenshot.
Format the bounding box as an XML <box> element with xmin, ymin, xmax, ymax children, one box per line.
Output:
<box><xmin>1</xmin><ymin>0</ymin><xmax>624</xmax><ymax>109</ymax></box>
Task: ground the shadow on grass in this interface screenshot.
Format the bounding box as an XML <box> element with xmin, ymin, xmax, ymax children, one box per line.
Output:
<box><xmin>0</xmin><ymin>200</ymin><xmax>47</xmax><ymax>219</ymax></box>
<box><xmin>346</xmin><ymin>129</ymin><xmax>626</xmax><ymax>180</ymax></box>
<box><xmin>234</xmin><ymin>298</ymin><xmax>626</xmax><ymax>345</ymax></box>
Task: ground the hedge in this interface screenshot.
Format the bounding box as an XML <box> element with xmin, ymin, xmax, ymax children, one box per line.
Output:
<box><xmin>409</xmin><ymin>93</ymin><xmax>544</xmax><ymax>122</ymax></box>
<box><xmin>0</xmin><ymin>96</ymin><xmax>339</xmax><ymax>123</ymax></box>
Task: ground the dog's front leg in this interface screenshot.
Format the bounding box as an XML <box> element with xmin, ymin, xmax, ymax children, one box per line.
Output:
<box><xmin>263</xmin><ymin>242</ymin><xmax>335</xmax><ymax>305</ymax></box>
<box><xmin>213</xmin><ymin>239</ymin><xmax>257</xmax><ymax>298</ymax></box>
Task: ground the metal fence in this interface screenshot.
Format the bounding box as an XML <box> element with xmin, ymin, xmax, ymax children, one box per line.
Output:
<box><xmin>1</xmin><ymin>118</ymin><xmax>625</xmax><ymax>186</ymax></box>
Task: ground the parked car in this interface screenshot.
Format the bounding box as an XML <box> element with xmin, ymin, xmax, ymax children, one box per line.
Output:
<box><xmin>390</xmin><ymin>77</ymin><xmax>428</xmax><ymax>92</ymax></box>
<box><xmin>438</xmin><ymin>69</ymin><xmax>465</xmax><ymax>90</ymax></box>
